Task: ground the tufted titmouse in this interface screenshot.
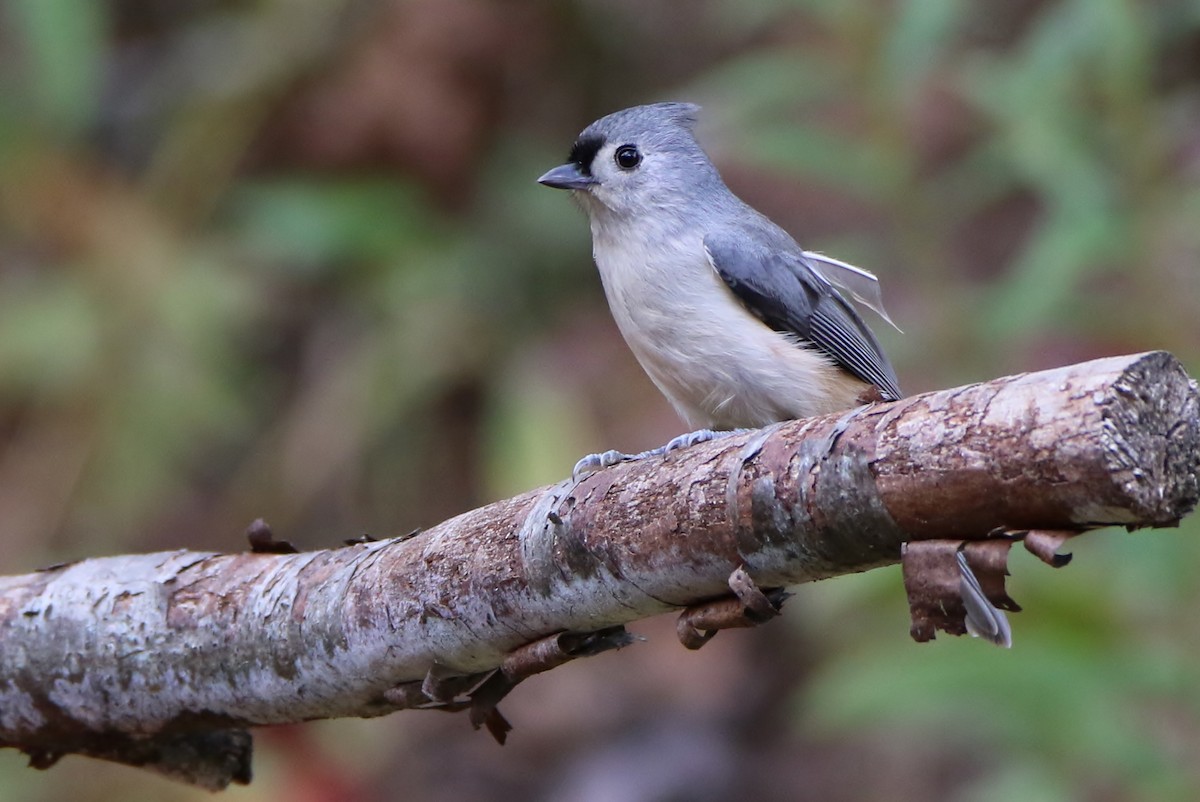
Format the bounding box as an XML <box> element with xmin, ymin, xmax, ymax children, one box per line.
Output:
<box><xmin>539</xmin><ymin>102</ymin><xmax>1011</xmax><ymax>647</ymax></box>
<box><xmin>539</xmin><ymin>102</ymin><xmax>901</xmax><ymax>434</ymax></box>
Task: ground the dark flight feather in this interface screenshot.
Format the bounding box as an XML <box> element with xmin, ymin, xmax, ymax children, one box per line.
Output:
<box><xmin>704</xmin><ymin>234</ymin><xmax>902</xmax><ymax>401</ymax></box>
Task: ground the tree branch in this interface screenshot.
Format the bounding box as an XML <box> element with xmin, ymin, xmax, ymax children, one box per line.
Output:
<box><xmin>1</xmin><ymin>351</ymin><xmax>1196</xmax><ymax>789</ymax></box>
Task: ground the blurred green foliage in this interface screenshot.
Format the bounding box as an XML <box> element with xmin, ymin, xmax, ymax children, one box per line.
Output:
<box><xmin>0</xmin><ymin>1</ymin><xmax>1197</xmax><ymax>800</ymax></box>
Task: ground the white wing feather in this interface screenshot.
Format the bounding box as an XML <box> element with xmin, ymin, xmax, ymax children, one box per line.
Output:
<box><xmin>803</xmin><ymin>251</ymin><xmax>902</xmax><ymax>332</ymax></box>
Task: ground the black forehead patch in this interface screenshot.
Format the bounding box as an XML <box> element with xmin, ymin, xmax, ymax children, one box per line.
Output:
<box><xmin>568</xmin><ymin>135</ymin><xmax>605</xmax><ymax>171</ymax></box>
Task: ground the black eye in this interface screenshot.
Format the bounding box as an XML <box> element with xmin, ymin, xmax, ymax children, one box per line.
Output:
<box><xmin>614</xmin><ymin>145</ymin><xmax>641</xmax><ymax>169</ymax></box>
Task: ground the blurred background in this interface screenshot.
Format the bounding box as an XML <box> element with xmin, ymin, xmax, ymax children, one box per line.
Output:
<box><xmin>1</xmin><ymin>0</ymin><xmax>1198</xmax><ymax>799</ymax></box>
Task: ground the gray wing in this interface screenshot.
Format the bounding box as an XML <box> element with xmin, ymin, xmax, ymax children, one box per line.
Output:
<box><xmin>704</xmin><ymin>233</ymin><xmax>902</xmax><ymax>401</ymax></box>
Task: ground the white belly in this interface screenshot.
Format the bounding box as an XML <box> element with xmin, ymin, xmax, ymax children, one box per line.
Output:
<box><xmin>591</xmin><ymin>226</ymin><xmax>869</xmax><ymax>429</ymax></box>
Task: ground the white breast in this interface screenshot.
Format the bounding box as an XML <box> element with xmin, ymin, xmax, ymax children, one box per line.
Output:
<box><xmin>589</xmin><ymin>220</ymin><xmax>869</xmax><ymax>429</ymax></box>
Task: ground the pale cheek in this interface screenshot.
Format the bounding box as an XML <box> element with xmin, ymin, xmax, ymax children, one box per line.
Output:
<box><xmin>584</xmin><ymin>176</ymin><xmax>620</xmax><ymax>206</ymax></box>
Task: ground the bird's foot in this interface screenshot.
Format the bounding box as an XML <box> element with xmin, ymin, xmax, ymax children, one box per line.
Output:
<box><xmin>652</xmin><ymin>427</ymin><xmax>750</xmax><ymax>456</ymax></box>
<box><xmin>571</xmin><ymin>449</ymin><xmax>637</xmax><ymax>480</ymax></box>
<box><xmin>572</xmin><ymin>428</ymin><xmax>750</xmax><ymax>480</ymax></box>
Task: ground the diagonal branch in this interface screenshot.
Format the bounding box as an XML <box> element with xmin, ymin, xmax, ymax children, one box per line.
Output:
<box><xmin>0</xmin><ymin>351</ymin><xmax>1196</xmax><ymax>789</ymax></box>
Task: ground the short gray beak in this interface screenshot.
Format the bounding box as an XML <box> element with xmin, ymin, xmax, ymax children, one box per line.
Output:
<box><xmin>537</xmin><ymin>163</ymin><xmax>596</xmax><ymax>190</ymax></box>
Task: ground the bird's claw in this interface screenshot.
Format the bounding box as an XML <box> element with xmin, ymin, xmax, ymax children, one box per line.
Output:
<box><xmin>572</xmin><ymin>428</ymin><xmax>750</xmax><ymax>480</ymax></box>
<box><xmin>572</xmin><ymin>449</ymin><xmax>633</xmax><ymax>480</ymax></box>
<box><xmin>662</xmin><ymin>428</ymin><xmax>722</xmax><ymax>453</ymax></box>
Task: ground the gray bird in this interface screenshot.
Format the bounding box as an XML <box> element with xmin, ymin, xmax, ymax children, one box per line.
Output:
<box><xmin>538</xmin><ymin>101</ymin><xmax>901</xmax><ymax>436</ymax></box>
<box><xmin>539</xmin><ymin>103</ymin><xmax>1011</xmax><ymax>648</ymax></box>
